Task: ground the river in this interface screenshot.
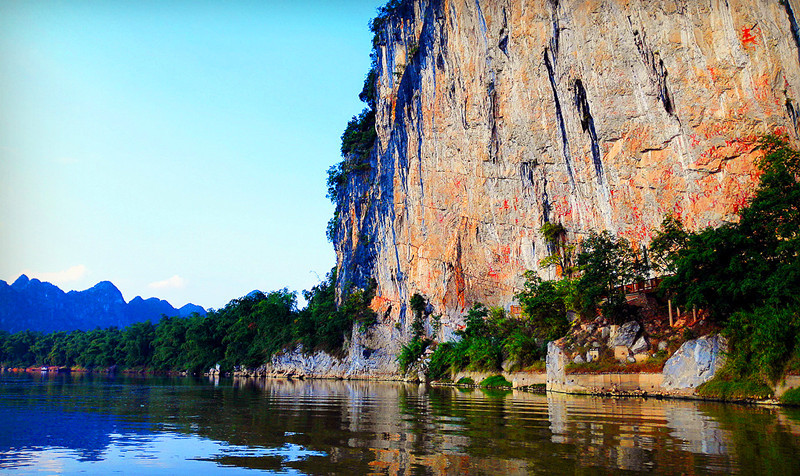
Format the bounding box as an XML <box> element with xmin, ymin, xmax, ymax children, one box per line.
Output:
<box><xmin>1</xmin><ymin>372</ymin><xmax>798</xmax><ymax>474</ymax></box>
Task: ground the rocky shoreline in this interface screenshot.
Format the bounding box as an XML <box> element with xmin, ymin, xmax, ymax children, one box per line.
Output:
<box><xmin>217</xmin><ymin>325</ymin><xmax>800</xmax><ymax>406</ymax></box>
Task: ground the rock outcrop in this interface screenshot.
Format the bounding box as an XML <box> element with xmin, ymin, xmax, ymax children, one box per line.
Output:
<box><xmin>259</xmin><ymin>332</ymin><xmax>402</xmax><ymax>380</ymax></box>
<box><xmin>331</xmin><ymin>0</ymin><xmax>800</xmax><ymax>367</ymax></box>
<box><xmin>662</xmin><ymin>334</ymin><xmax>727</xmax><ymax>390</ymax></box>
<box><xmin>546</xmin><ymin>341</ymin><xmax>568</xmax><ymax>387</ymax></box>
<box><xmin>258</xmin><ymin>346</ymin><xmax>351</xmax><ymax>379</ymax></box>
<box><xmin>545</xmin><ymin>332</ymin><xmax>727</xmax><ymax>394</ymax></box>
<box><xmin>610</xmin><ymin>321</ymin><xmax>641</xmax><ymax>348</ymax></box>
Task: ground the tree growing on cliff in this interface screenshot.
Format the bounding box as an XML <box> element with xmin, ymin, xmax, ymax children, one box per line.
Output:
<box><xmin>409</xmin><ymin>293</ymin><xmax>427</xmax><ymax>338</ymax></box>
<box><xmin>398</xmin><ymin>293</ymin><xmax>433</xmax><ymax>374</ymax></box>
<box><xmin>326</xmin><ymin>65</ymin><xmax>380</xmax><ymax>243</ymax></box>
<box><xmin>340</xmin><ymin>279</ymin><xmax>379</xmax><ymax>333</ymax></box>
<box><xmin>538</xmin><ymin>222</ymin><xmax>577</xmax><ymax>278</ymax></box>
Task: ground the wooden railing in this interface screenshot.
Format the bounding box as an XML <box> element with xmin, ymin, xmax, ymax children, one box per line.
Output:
<box><xmin>617</xmin><ymin>276</ymin><xmax>663</xmax><ymax>294</ymax></box>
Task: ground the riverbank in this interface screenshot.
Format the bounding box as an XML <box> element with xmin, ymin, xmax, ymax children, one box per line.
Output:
<box><xmin>226</xmin><ymin>328</ymin><xmax>800</xmax><ymax>407</ymax></box>
<box><xmin>226</xmin><ymin>367</ymin><xmax>800</xmax><ymax>407</ymax></box>
<box><xmin>1</xmin><ymin>366</ymin><xmax>210</xmax><ymax>377</ymax></box>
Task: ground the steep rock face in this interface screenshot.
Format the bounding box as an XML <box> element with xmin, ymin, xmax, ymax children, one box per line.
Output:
<box><xmin>334</xmin><ymin>0</ymin><xmax>800</xmax><ymax>362</ymax></box>
<box><xmin>258</xmin><ymin>341</ymin><xmax>400</xmax><ymax>379</ymax></box>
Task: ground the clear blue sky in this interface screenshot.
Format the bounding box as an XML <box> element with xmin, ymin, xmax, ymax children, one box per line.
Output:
<box><xmin>0</xmin><ymin>0</ymin><xmax>384</xmax><ymax>310</ymax></box>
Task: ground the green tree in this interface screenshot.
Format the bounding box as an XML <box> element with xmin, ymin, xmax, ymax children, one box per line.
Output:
<box><xmin>0</xmin><ymin>330</ymin><xmax>8</xmax><ymax>365</ymax></box>
<box><xmin>538</xmin><ymin>222</ymin><xmax>577</xmax><ymax>278</ymax></box>
<box><xmin>294</xmin><ymin>270</ymin><xmax>345</xmax><ymax>352</ymax></box>
<box><xmin>662</xmin><ymin>137</ymin><xmax>800</xmax><ymax>319</ymax></box>
<box><xmin>295</xmin><ymin>271</ymin><xmax>379</xmax><ymax>355</ymax></box>
<box><xmin>152</xmin><ymin>316</ymin><xmax>189</xmax><ymax>371</ymax></box>
<box><xmin>340</xmin><ymin>109</ymin><xmax>377</xmax><ymax>160</ymax></box>
<box><xmin>80</xmin><ymin>327</ymin><xmax>123</xmax><ymax>368</ymax></box>
<box><xmin>122</xmin><ymin>321</ymin><xmax>156</xmax><ymax>368</ymax></box>
<box><xmin>658</xmin><ymin>135</ymin><xmax>800</xmax><ymax>382</ymax></box>
<box><xmin>409</xmin><ymin>293</ymin><xmax>426</xmax><ymax>339</ymax></box>
<box><xmin>45</xmin><ymin>331</ymin><xmax>69</xmax><ymax>366</ymax></box>
<box><xmin>516</xmin><ymin>272</ymin><xmax>570</xmax><ymax>341</ymax></box>
<box><xmin>64</xmin><ymin>331</ymin><xmax>89</xmax><ymax>368</ymax></box>
<box><xmin>182</xmin><ymin>312</ymin><xmax>224</xmax><ymax>373</ymax></box>
<box><xmin>2</xmin><ymin>330</ymin><xmax>38</xmax><ymax>367</ymax></box>
<box><xmin>576</xmin><ymin>231</ymin><xmax>647</xmax><ymax>322</ymax></box>
<box><xmin>451</xmin><ymin>304</ymin><xmax>504</xmax><ymax>372</ymax></box>
<box><xmin>649</xmin><ymin>215</ymin><xmax>689</xmax><ymax>274</ymax></box>
<box><xmin>221</xmin><ymin>290</ymin><xmax>297</xmax><ymax>369</ymax></box>
<box><xmin>397</xmin><ymin>293</ymin><xmax>432</xmax><ymax>374</ymax></box>
<box><xmin>29</xmin><ymin>332</ymin><xmax>53</xmax><ymax>365</ymax></box>
<box><xmin>338</xmin><ymin>280</ymin><xmax>378</xmax><ymax>332</ymax></box>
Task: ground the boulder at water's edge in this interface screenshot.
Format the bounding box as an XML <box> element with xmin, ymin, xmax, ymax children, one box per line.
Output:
<box><xmin>662</xmin><ymin>335</ymin><xmax>727</xmax><ymax>390</ymax></box>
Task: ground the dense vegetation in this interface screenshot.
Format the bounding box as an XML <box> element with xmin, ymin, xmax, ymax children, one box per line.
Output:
<box><xmin>0</xmin><ymin>271</ymin><xmax>376</xmax><ymax>373</ymax></box>
<box><xmin>425</xmin><ymin>299</ymin><xmax>556</xmax><ymax>380</ymax></box>
<box><xmin>397</xmin><ymin>293</ymin><xmax>431</xmax><ymax>373</ymax></box>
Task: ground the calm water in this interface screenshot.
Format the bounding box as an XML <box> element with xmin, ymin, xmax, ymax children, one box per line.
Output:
<box><xmin>1</xmin><ymin>373</ymin><xmax>799</xmax><ymax>474</ymax></box>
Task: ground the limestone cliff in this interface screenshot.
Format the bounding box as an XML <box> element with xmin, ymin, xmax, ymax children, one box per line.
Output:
<box><xmin>331</xmin><ymin>0</ymin><xmax>800</xmax><ymax>369</ymax></box>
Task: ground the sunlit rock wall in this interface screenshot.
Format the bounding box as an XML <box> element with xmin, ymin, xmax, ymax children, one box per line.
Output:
<box><xmin>333</xmin><ymin>0</ymin><xmax>800</xmax><ymax>359</ymax></box>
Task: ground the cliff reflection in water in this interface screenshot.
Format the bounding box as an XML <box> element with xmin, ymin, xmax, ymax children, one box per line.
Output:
<box><xmin>233</xmin><ymin>376</ymin><xmax>800</xmax><ymax>474</ymax></box>
<box><xmin>1</xmin><ymin>373</ymin><xmax>799</xmax><ymax>474</ymax></box>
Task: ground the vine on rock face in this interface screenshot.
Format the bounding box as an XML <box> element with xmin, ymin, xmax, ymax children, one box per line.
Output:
<box><xmin>327</xmin><ymin>1</ymin><xmax>411</xmax><ymax>242</ymax></box>
<box><xmin>326</xmin><ymin>69</ymin><xmax>378</xmax><ymax>222</ymax></box>
<box><xmin>538</xmin><ymin>222</ymin><xmax>576</xmax><ymax>278</ymax></box>
<box><xmin>326</xmin><ymin>13</ymin><xmax>384</xmax><ymax>242</ymax></box>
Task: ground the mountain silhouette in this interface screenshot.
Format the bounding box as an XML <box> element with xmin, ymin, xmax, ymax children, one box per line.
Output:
<box><xmin>0</xmin><ymin>275</ymin><xmax>205</xmax><ymax>333</ymax></box>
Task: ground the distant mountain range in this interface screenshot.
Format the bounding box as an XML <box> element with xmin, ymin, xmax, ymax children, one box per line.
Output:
<box><xmin>0</xmin><ymin>275</ymin><xmax>206</xmax><ymax>333</ymax></box>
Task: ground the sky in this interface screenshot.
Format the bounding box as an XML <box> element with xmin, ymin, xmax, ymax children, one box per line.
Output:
<box><xmin>0</xmin><ymin>0</ymin><xmax>385</xmax><ymax>310</ymax></box>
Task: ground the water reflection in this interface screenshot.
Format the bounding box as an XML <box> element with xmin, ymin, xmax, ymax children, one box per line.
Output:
<box><xmin>665</xmin><ymin>405</ymin><xmax>728</xmax><ymax>455</ymax></box>
<box><xmin>1</xmin><ymin>373</ymin><xmax>799</xmax><ymax>474</ymax></box>
<box><xmin>546</xmin><ymin>393</ymin><xmax>735</xmax><ymax>472</ymax></box>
